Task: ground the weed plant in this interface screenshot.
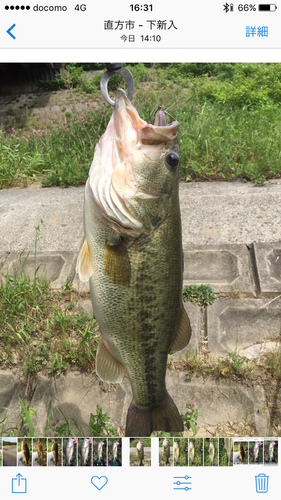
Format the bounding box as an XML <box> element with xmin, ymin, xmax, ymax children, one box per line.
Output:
<box><xmin>183</xmin><ymin>284</ymin><xmax>216</xmax><ymax>306</ymax></box>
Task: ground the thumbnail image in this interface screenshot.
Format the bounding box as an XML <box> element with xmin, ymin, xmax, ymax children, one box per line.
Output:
<box><xmin>264</xmin><ymin>440</ymin><xmax>278</xmax><ymax>465</ymax></box>
<box><xmin>63</xmin><ymin>437</ymin><xmax>77</xmax><ymax>466</ymax></box>
<box><xmin>108</xmin><ymin>439</ymin><xmax>122</xmax><ymax>466</ymax></box>
<box><xmin>249</xmin><ymin>440</ymin><xmax>263</xmax><ymax>464</ymax></box>
<box><xmin>189</xmin><ymin>438</ymin><xmax>203</xmax><ymax>466</ymax></box>
<box><xmin>219</xmin><ymin>438</ymin><xmax>233</xmax><ymax>466</ymax></box>
<box><xmin>159</xmin><ymin>438</ymin><xmax>173</xmax><ymax>466</ymax></box>
<box><xmin>47</xmin><ymin>438</ymin><xmax>62</xmax><ymax>466</ymax></box>
<box><xmin>2</xmin><ymin>438</ymin><xmax>17</xmax><ymax>466</ymax></box>
<box><xmin>93</xmin><ymin>439</ymin><xmax>107</xmax><ymax>466</ymax></box>
<box><xmin>130</xmin><ymin>438</ymin><xmax>151</xmax><ymax>466</ymax></box>
<box><xmin>174</xmin><ymin>438</ymin><xmax>188</xmax><ymax>466</ymax></box>
<box><xmin>0</xmin><ymin>438</ymin><xmax>2</xmax><ymax>466</ymax></box>
<box><xmin>33</xmin><ymin>438</ymin><xmax>47</xmax><ymax>466</ymax></box>
<box><xmin>18</xmin><ymin>438</ymin><xmax>32</xmax><ymax>466</ymax></box>
<box><xmin>78</xmin><ymin>437</ymin><xmax>92</xmax><ymax>466</ymax></box>
<box><xmin>204</xmin><ymin>438</ymin><xmax>218</xmax><ymax>466</ymax></box>
<box><xmin>234</xmin><ymin>440</ymin><xmax>248</xmax><ymax>464</ymax></box>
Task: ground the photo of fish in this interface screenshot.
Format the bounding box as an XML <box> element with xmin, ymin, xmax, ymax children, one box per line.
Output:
<box><xmin>173</xmin><ymin>438</ymin><xmax>188</xmax><ymax>466</ymax></box>
<box><xmin>130</xmin><ymin>438</ymin><xmax>151</xmax><ymax>466</ymax></box>
<box><xmin>249</xmin><ymin>440</ymin><xmax>263</xmax><ymax>464</ymax></box>
<box><xmin>219</xmin><ymin>438</ymin><xmax>233</xmax><ymax>466</ymax></box>
<box><xmin>2</xmin><ymin>63</ymin><xmax>281</xmax><ymax>441</ymax></box>
<box><xmin>18</xmin><ymin>438</ymin><xmax>32</xmax><ymax>466</ymax></box>
<box><xmin>204</xmin><ymin>438</ymin><xmax>218</xmax><ymax>466</ymax></box>
<box><xmin>159</xmin><ymin>437</ymin><xmax>172</xmax><ymax>466</ymax></box>
<box><xmin>47</xmin><ymin>439</ymin><xmax>62</xmax><ymax>467</ymax></box>
<box><xmin>264</xmin><ymin>440</ymin><xmax>278</xmax><ymax>465</ymax></box>
<box><xmin>76</xmin><ymin>89</ymin><xmax>191</xmax><ymax>437</ymax></box>
<box><xmin>188</xmin><ymin>438</ymin><xmax>203</xmax><ymax>466</ymax></box>
<box><xmin>78</xmin><ymin>437</ymin><xmax>92</xmax><ymax>466</ymax></box>
<box><xmin>234</xmin><ymin>440</ymin><xmax>248</xmax><ymax>464</ymax></box>
<box><xmin>108</xmin><ymin>439</ymin><xmax>122</xmax><ymax>466</ymax></box>
<box><xmin>33</xmin><ymin>438</ymin><xmax>47</xmax><ymax>466</ymax></box>
<box><xmin>63</xmin><ymin>437</ymin><xmax>77</xmax><ymax>466</ymax></box>
<box><xmin>93</xmin><ymin>439</ymin><xmax>107</xmax><ymax>466</ymax></box>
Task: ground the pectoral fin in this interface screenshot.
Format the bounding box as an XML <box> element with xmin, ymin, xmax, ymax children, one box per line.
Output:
<box><xmin>96</xmin><ymin>334</ymin><xmax>125</xmax><ymax>383</ymax></box>
<box><xmin>104</xmin><ymin>240</ymin><xmax>131</xmax><ymax>286</ymax></box>
<box><xmin>169</xmin><ymin>304</ymin><xmax>192</xmax><ymax>354</ymax></box>
<box><xmin>76</xmin><ymin>237</ymin><xmax>93</xmax><ymax>282</ymax></box>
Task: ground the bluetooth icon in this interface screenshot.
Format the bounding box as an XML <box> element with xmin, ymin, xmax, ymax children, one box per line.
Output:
<box><xmin>223</xmin><ymin>3</ymin><xmax>234</xmax><ymax>12</ymax></box>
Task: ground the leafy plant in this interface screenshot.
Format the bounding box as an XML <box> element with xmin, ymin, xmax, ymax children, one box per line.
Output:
<box><xmin>180</xmin><ymin>401</ymin><xmax>203</xmax><ymax>436</ymax></box>
<box><xmin>89</xmin><ymin>404</ymin><xmax>117</xmax><ymax>436</ymax></box>
<box><xmin>227</xmin><ymin>349</ymin><xmax>253</xmax><ymax>375</ymax></box>
<box><xmin>183</xmin><ymin>284</ymin><xmax>216</xmax><ymax>306</ymax></box>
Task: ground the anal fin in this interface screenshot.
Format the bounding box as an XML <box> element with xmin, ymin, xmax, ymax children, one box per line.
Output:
<box><xmin>96</xmin><ymin>334</ymin><xmax>125</xmax><ymax>383</ymax></box>
<box><xmin>169</xmin><ymin>303</ymin><xmax>192</xmax><ymax>354</ymax></box>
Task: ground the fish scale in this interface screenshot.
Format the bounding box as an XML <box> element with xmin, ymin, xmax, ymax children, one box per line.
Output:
<box><xmin>90</xmin><ymin>210</ymin><xmax>181</xmax><ymax>406</ymax></box>
<box><xmin>77</xmin><ymin>90</ymin><xmax>192</xmax><ymax>436</ymax></box>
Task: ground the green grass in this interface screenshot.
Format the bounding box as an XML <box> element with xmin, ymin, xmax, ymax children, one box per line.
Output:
<box><xmin>1</xmin><ymin>63</ymin><xmax>281</xmax><ymax>189</ymax></box>
<box><xmin>0</xmin><ymin>259</ymin><xmax>99</xmax><ymax>376</ymax></box>
<box><xmin>183</xmin><ymin>348</ymin><xmax>254</xmax><ymax>380</ymax></box>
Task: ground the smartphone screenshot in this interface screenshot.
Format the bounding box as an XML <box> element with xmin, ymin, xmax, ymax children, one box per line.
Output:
<box><xmin>0</xmin><ymin>1</ymin><xmax>280</xmax><ymax>498</ymax></box>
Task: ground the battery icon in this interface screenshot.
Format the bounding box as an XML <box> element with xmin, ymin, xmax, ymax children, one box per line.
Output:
<box><xmin>258</xmin><ymin>4</ymin><xmax>277</xmax><ymax>10</ymax></box>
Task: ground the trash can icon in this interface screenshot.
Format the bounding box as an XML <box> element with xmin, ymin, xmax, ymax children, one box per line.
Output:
<box><xmin>255</xmin><ymin>473</ymin><xmax>269</xmax><ymax>493</ymax></box>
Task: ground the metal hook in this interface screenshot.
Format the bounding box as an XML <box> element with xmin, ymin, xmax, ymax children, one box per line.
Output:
<box><xmin>100</xmin><ymin>65</ymin><xmax>134</xmax><ymax>106</ymax></box>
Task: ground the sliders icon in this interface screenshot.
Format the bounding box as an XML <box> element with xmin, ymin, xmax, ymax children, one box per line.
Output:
<box><xmin>173</xmin><ymin>475</ymin><xmax>192</xmax><ymax>491</ymax></box>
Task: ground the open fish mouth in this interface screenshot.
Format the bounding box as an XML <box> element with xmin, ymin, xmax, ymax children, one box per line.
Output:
<box><xmin>87</xmin><ymin>90</ymin><xmax>179</xmax><ymax>232</ymax></box>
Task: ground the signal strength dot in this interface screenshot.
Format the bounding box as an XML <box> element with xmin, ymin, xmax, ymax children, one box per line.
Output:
<box><xmin>5</xmin><ymin>5</ymin><xmax>30</xmax><ymax>9</ymax></box>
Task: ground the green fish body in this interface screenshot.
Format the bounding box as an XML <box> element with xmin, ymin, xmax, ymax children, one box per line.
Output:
<box><xmin>77</xmin><ymin>90</ymin><xmax>191</xmax><ymax>436</ymax></box>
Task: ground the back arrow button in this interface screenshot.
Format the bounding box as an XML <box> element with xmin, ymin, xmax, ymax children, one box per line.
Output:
<box><xmin>7</xmin><ymin>24</ymin><xmax>16</xmax><ymax>39</ymax></box>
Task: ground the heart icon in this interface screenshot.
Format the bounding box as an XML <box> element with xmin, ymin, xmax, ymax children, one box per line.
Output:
<box><xmin>91</xmin><ymin>476</ymin><xmax>108</xmax><ymax>491</ymax></box>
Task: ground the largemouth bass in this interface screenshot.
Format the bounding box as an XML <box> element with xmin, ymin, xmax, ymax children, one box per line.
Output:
<box><xmin>209</xmin><ymin>441</ymin><xmax>215</xmax><ymax>466</ymax></box>
<box><xmin>224</xmin><ymin>437</ymin><xmax>233</xmax><ymax>464</ymax></box>
<box><xmin>36</xmin><ymin>441</ymin><xmax>44</xmax><ymax>466</ymax></box>
<box><xmin>52</xmin><ymin>441</ymin><xmax>59</xmax><ymax>466</ymax></box>
<box><xmin>82</xmin><ymin>438</ymin><xmax>91</xmax><ymax>465</ymax></box>
<box><xmin>76</xmin><ymin>89</ymin><xmax>191</xmax><ymax>436</ymax></box>
<box><xmin>269</xmin><ymin>441</ymin><xmax>275</xmax><ymax>462</ymax></box>
<box><xmin>174</xmin><ymin>440</ymin><xmax>180</xmax><ymax>465</ymax></box>
<box><xmin>239</xmin><ymin>443</ymin><xmax>245</xmax><ymax>463</ymax></box>
<box><xmin>163</xmin><ymin>438</ymin><xmax>170</xmax><ymax>465</ymax></box>
<box><xmin>98</xmin><ymin>441</ymin><xmax>105</xmax><ymax>462</ymax></box>
<box><xmin>21</xmin><ymin>441</ymin><xmax>30</xmax><ymax>466</ymax></box>
<box><xmin>254</xmin><ymin>441</ymin><xmax>262</xmax><ymax>462</ymax></box>
<box><xmin>66</xmin><ymin>438</ymin><xmax>76</xmax><ymax>466</ymax></box>
<box><xmin>136</xmin><ymin>440</ymin><xmax>144</xmax><ymax>466</ymax></box>
<box><xmin>189</xmin><ymin>441</ymin><xmax>195</xmax><ymax>465</ymax></box>
<box><xmin>113</xmin><ymin>441</ymin><xmax>120</xmax><ymax>462</ymax></box>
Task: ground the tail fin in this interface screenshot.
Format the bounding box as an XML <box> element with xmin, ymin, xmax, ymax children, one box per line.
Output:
<box><xmin>125</xmin><ymin>392</ymin><xmax>183</xmax><ymax>437</ymax></box>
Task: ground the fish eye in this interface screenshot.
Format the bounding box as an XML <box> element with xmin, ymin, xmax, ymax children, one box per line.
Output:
<box><xmin>165</xmin><ymin>152</ymin><xmax>179</xmax><ymax>169</ymax></box>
